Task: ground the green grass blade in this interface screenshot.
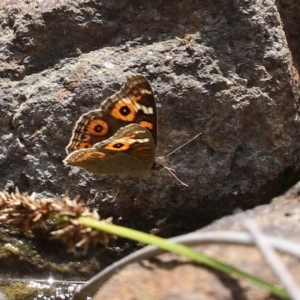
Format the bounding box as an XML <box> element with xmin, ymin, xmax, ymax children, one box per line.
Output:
<box><xmin>76</xmin><ymin>216</ymin><xmax>289</xmax><ymax>299</ymax></box>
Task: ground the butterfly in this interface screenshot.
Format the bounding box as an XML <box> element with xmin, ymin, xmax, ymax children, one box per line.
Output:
<box><xmin>63</xmin><ymin>75</ymin><xmax>158</xmax><ymax>177</ymax></box>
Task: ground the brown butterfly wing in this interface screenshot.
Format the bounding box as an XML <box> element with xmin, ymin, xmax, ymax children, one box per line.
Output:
<box><xmin>65</xmin><ymin>75</ymin><xmax>157</xmax><ymax>154</ymax></box>
<box><xmin>64</xmin><ymin>124</ymin><xmax>155</xmax><ymax>176</ymax></box>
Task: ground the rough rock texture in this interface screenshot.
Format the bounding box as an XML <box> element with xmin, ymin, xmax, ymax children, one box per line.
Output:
<box><xmin>1</xmin><ymin>0</ymin><xmax>299</xmax><ymax>235</ymax></box>
<box><xmin>94</xmin><ymin>183</ymin><xmax>300</xmax><ymax>300</ymax></box>
<box><xmin>276</xmin><ymin>0</ymin><xmax>300</xmax><ymax>72</ymax></box>
<box><xmin>0</xmin><ymin>0</ymin><xmax>300</xmax><ymax>294</ymax></box>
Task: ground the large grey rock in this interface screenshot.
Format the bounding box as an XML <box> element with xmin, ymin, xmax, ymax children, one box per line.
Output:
<box><xmin>0</xmin><ymin>0</ymin><xmax>299</xmax><ymax>241</ymax></box>
<box><xmin>0</xmin><ymin>0</ymin><xmax>300</xmax><ymax>298</ymax></box>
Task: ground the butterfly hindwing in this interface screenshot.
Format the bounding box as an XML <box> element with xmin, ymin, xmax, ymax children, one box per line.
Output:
<box><xmin>64</xmin><ymin>124</ymin><xmax>155</xmax><ymax>176</ymax></box>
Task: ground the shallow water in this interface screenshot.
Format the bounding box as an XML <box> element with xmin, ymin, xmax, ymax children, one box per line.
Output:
<box><xmin>0</xmin><ymin>277</ymin><xmax>86</xmax><ymax>300</ymax></box>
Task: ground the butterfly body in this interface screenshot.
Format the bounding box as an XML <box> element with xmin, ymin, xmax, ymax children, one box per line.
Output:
<box><xmin>64</xmin><ymin>75</ymin><xmax>157</xmax><ymax>177</ymax></box>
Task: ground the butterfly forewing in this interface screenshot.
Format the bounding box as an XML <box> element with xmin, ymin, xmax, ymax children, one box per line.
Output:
<box><xmin>65</xmin><ymin>75</ymin><xmax>156</xmax><ymax>154</ymax></box>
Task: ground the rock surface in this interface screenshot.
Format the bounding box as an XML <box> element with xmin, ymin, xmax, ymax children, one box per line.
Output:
<box><xmin>0</xmin><ymin>0</ymin><xmax>299</xmax><ymax>298</ymax></box>
<box><xmin>93</xmin><ymin>183</ymin><xmax>300</xmax><ymax>300</ymax></box>
<box><xmin>1</xmin><ymin>0</ymin><xmax>299</xmax><ymax>235</ymax></box>
<box><xmin>276</xmin><ymin>0</ymin><xmax>300</xmax><ymax>72</ymax></box>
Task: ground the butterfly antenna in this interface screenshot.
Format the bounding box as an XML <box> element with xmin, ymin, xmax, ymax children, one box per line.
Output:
<box><xmin>157</xmin><ymin>161</ymin><xmax>189</xmax><ymax>187</ymax></box>
<box><xmin>157</xmin><ymin>132</ymin><xmax>201</xmax><ymax>187</ymax></box>
<box><xmin>165</xmin><ymin>132</ymin><xmax>202</xmax><ymax>157</ymax></box>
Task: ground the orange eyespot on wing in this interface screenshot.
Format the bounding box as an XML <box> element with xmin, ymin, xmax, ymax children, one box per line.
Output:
<box><xmin>85</xmin><ymin>152</ymin><xmax>106</xmax><ymax>159</ymax></box>
<box><xmin>111</xmin><ymin>101</ymin><xmax>136</xmax><ymax>121</ymax></box>
<box><xmin>78</xmin><ymin>141</ymin><xmax>93</xmax><ymax>149</ymax></box>
<box><xmin>104</xmin><ymin>140</ymin><xmax>130</xmax><ymax>151</ymax></box>
<box><xmin>139</xmin><ymin>121</ymin><xmax>154</xmax><ymax>130</ymax></box>
<box><xmin>87</xmin><ymin>119</ymin><xmax>109</xmax><ymax>136</ymax></box>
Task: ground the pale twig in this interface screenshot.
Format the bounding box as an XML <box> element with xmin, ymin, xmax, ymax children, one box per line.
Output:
<box><xmin>242</xmin><ymin>215</ymin><xmax>300</xmax><ymax>300</ymax></box>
